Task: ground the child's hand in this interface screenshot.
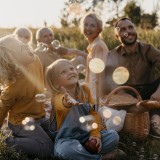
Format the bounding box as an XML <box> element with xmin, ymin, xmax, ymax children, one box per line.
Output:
<box><xmin>61</xmin><ymin>87</ymin><xmax>83</xmax><ymax>107</ymax></box>
<box><xmin>89</xmin><ymin>136</ymin><xmax>102</xmax><ymax>153</ymax></box>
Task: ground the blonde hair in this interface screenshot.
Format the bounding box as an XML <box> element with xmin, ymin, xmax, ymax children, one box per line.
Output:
<box><xmin>45</xmin><ymin>59</ymin><xmax>88</xmax><ymax>101</ymax></box>
<box><xmin>0</xmin><ymin>46</ymin><xmax>21</xmax><ymax>84</ymax></box>
<box><xmin>80</xmin><ymin>12</ymin><xmax>103</xmax><ymax>34</ymax></box>
<box><xmin>13</xmin><ymin>27</ymin><xmax>32</xmax><ymax>44</ymax></box>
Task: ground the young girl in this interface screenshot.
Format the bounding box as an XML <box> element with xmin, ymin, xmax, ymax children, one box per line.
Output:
<box><xmin>80</xmin><ymin>12</ymin><xmax>109</xmax><ymax>104</ymax></box>
<box><xmin>45</xmin><ymin>59</ymin><xmax>120</xmax><ymax>160</ymax></box>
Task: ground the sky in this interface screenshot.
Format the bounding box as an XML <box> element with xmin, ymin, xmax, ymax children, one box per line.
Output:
<box><xmin>0</xmin><ymin>0</ymin><xmax>159</xmax><ymax>28</ymax></box>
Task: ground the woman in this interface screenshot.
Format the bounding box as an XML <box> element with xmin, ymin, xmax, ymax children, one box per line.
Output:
<box><xmin>80</xmin><ymin>12</ymin><xmax>109</xmax><ymax>103</ymax></box>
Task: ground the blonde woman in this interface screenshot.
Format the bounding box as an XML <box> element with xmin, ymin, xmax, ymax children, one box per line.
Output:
<box><xmin>0</xmin><ymin>35</ymin><xmax>53</xmax><ymax>159</ymax></box>
<box><xmin>80</xmin><ymin>13</ymin><xmax>109</xmax><ymax>103</ymax></box>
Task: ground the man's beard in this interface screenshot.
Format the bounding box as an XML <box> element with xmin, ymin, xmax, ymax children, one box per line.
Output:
<box><xmin>121</xmin><ymin>34</ymin><xmax>137</xmax><ymax>45</ymax></box>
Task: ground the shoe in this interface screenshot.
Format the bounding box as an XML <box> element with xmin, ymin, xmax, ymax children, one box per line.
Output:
<box><xmin>102</xmin><ymin>149</ymin><xmax>126</xmax><ymax>160</ymax></box>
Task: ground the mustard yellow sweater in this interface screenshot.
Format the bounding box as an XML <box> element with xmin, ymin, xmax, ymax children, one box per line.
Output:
<box><xmin>52</xmin><ymin>84</ymin><xmax>102</xmax><ymax>138</ymax></box>
<box><xmin>0</xmin><ymin>56</ymin><xmax>45</xmax><ymax>126</ymax></box>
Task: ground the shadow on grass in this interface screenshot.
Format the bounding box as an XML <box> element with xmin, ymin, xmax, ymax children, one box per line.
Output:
<box><xmin>119</xmin><ymin>132</ymin><xmax>160</xmax><ymax>160</ymax></box>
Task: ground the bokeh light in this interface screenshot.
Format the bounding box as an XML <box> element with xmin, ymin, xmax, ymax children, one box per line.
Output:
<box><xmin>22</xmin><ymin>117</ymin><xmax>35</xmax><ymax>131</ymax></box>
<box><xmin>35</xmin><ymin>93</ymin><xmax>46</xmax><ymax>102</ymax></box>
<box><xmin>112</xmin><ymin>66</ymin><xmax>129</xmax><ymax>84</ymax></box>
<box><xmin>89</xmin><ymin>58</ymin><xmax>105</xmax><ymax>73</ymax></box>
<box><xmin>103</xmin><ymin>109</ymin><xmax>112</xmax><ymax>119</ymax></box>
<box><xmin>79</xmin><ymin>115</ymin><xmax>95</xmax><ymax>123</ymax></box>
<box><xmin>113</xmin><ymin>116</ymin><xmax>122</xmax><ymax>125</ymax></box>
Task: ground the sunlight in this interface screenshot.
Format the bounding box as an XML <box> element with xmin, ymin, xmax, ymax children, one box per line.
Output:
<box><xmin>0</xmin><ymin>0</ymin><xmax>65</xmax><ymax>27</ymax></box>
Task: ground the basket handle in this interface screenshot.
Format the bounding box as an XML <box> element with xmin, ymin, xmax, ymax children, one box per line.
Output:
<box><xmin>105</xmin><ymin>86</ymin><xmax>142</xmax><ymax>104</ymax></box>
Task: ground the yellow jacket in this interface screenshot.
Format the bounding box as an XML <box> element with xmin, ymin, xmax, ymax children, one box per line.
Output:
<box><xmin>52</xmin><ymin>83</ymin><xmax>102</xmax><ymax>138</ymax></box>
<box><xmin>0</xmin><ymin>56</ymin><xmax>45</xmax><ymax>126</ymax></box>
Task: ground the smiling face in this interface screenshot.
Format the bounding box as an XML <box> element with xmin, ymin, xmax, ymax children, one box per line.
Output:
<box><xmin>82</xmin><ymin>16</ymin><xmax>100</xmax><ymax>43</ymax></box>
<box><xmin>56</xmin><ymin>61</ymin><xmax>78</xmax><ymax>89</ymax></box>
<box><xmin>37</xmin><ymin>28</ymin><xmax>54</xmax><ymax>48</ymax></box>
<box><xmin>115</xmin><ymin>19</ymin><xmax>137</xmax><ymax>46</ymax></box>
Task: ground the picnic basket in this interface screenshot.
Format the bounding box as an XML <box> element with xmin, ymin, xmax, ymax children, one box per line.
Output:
<box><xmin>99</xmin><ymin>86</ymin><xmax>150</xmax><ymax>139</ymax></box>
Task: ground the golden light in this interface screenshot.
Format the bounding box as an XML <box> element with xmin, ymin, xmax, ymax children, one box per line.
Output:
<box><xmin>92</xmin><ymin>122</ymin><xmax>98</xmax><ymax>129</ymax></box>
<box><xmin>103</xmin><ymin>109</ymin><xmax>112</xmax><ymax>119</ymax></box>
<box><xmin>112</xmin><ymin>66</ymin><xmax>129</xmax><ymax>84</ymax></box>
<box><xmin>113</xmin><ymin>116</ymin><xmax>122</xmax><ymax>125</ymax></box>
<box><xmin>89</xmin><ymin>58</ymin><xmax>105</xmax><ymax>73</ymax></box>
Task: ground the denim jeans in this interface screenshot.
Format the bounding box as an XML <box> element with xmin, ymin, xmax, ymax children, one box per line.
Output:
<box><xmin>6</xmin><ymin>117</ymin><xmax>53</xmax><ymax>159</ymax></box>
<box><xmin>54</xmin><ymin>104</ymin><xmax>119</xmax><ymax>160</ymax></box>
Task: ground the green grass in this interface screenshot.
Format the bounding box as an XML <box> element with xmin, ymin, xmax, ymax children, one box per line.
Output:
<box><xmin>0</xmin><ymin>130</ymin><xmax>160</xmax><ymax>160</ymax></box>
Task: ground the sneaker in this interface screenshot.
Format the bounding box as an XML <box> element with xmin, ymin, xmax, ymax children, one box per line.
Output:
<box><xmin>102</xmin><ymin>149</ymin><xmax>126</xmax><ymax>160</ymax></box>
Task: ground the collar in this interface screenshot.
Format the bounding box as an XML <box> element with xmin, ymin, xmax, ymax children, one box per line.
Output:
<box><xmin>117</xmin><ymin>42</ymin><xmax>139</xmax><ymax>56</ymax></box>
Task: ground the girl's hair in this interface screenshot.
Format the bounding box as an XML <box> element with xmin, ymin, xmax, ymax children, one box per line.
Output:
<box><xmin>80</xmin><ymin>12</ymin><xmax>103</xmax><ymax>34</ymax></box>
<box><xmin>45</xmin><ymin>59</ymin><xmax>88</xmax><ymax>101</ymax></box>
<box><xmin>13</xmin><ymin>27</ymin><xmax>32</xmax><ymax>44</ymax></box>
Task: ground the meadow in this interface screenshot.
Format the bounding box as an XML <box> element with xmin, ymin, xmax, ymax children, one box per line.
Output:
<box><xmin>1</xmin><ymin>26</ymin><xmax>160</xmax><ymax>159</ymax></box>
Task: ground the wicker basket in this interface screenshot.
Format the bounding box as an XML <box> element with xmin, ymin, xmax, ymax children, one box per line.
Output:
<box><xmin>100</xmin><ymin>86</ymin><xmax>150</xmax><ymax>139</ymax></box>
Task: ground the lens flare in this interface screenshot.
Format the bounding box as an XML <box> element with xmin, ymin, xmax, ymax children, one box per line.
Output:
<box><xmin>103</xmin><ymin>109</ymin><xmax>112</xmax><ymax>119</ymax></box>
<box><xmin>112</xmin><ymin>66</ymin><xmax>129</xmax><ymax>84</ymax></box>
<box><xmin>89</xmin><ymin>58</ymin><xmax>105</xmax><ymax>73</ymax></box>
<box><xmin>113</xmin><ymin>116</ymin><xmax>122</xmax><ymax>125</ymax></box>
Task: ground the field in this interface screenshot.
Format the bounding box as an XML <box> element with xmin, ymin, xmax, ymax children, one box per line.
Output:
<box><xmin>0</xmin><ymin>26</ymin><xmax>160</xmax><ymax>159</ymax></box>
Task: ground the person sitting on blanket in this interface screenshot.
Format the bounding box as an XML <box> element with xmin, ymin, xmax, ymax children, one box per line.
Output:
<box><xmin>45</xmin><ymin>59</ymin><xmax>126</xmax><ymax>160</ymax></box>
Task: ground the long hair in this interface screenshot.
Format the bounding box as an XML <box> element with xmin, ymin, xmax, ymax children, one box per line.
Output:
<box><xmin>80</xmin><ymin>12</ymin><xmax>103</xmax><ymax>35</ymax></box>
<box><xmin>0</xmin><ymin>46</ymin><xmax>21</xmax><ymax>85</ymax></box>
<box><xmin>45</xmin><ymin>59</ymin><xmax>89</xmax><ymax>102</ymax></box>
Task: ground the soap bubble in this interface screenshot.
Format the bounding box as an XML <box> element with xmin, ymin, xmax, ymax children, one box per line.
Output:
<box><xmin>51</xmin><ymin>40</ymin><xmax>61</xmax><ymax>49</ymax></box>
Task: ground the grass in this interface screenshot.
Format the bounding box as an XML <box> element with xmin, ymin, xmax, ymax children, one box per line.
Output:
<box><xmin>0</xmin><ymin>129</ymin><xmax>160</xmax><ymax>160</ymax></box>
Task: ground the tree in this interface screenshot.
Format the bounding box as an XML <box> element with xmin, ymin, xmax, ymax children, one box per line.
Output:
<box><xmin>124</xmin><ymin>1</ymin><xmax>141</xmax><ymax>26</ymax></box>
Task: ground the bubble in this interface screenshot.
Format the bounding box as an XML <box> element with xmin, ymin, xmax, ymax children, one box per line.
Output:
<box><xmin>113</xmin><ymin>116</ymin><xmax>122</xmax><ymax>125</ymax></box>
<box><xmin>37</xmin><ymin>42</ymin><xmax>48</xmax><ymax>51</ymax></box>
<box><xmin>124</xmin><ymin>33</ymin><xmax>128</xmax><ymax>37</ymax></box>
<box><xmin>132</xmin><ymin>142</ymin><xmax>136</xmax><ymax>147</ymax></box>
<box><xmin>51</xmin><ymin>40</ymin><xmax>61</xmax><ymax>49</ymax></box>
<box><xmin>89</xmin><ymin>58</ymin><xmax>105</xmax><ymax>73</ymax></box>
<box><xmin>140</xmin><ymin>147</ymin><xmax>145</xmax><ymax>153</ymax></box>
<box><xmin>139</xmin><ymin>154</ymin><xmax>144</xmax><ymax>159</ymax></box>
<box><xmin>103</xmin><ymin>109</ymin><xmax>112</xmax><ymax>119</ymax></box>
<box><xmin>35</xmin><ymin>93</ymin><xmax>46</xmax><ymax>102</ymax></box>
<box><xmin>153</xmin><ymin>154</ymin><xmax>158</xmax><ymax>159</ymax></box>
<box><xmin>112</xmin><ymin>66</ymin><xmax>129</xmax><ymax>84</ymax></box>
<box><xmin>77</xmin><ymin>64</ymin><xmax>85</xmax><ymax>74</ymax></box>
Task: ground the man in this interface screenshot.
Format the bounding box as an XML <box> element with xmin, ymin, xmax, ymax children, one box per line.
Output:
<box><xmin>102</xmin><ymin>17</ymin><xmax>160</xmax><ymax>135</ymax></box>
<box><xmin>34</xmin><ymin>27</ymin><xmax>87</xmax><ymax>73</ymax></box>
